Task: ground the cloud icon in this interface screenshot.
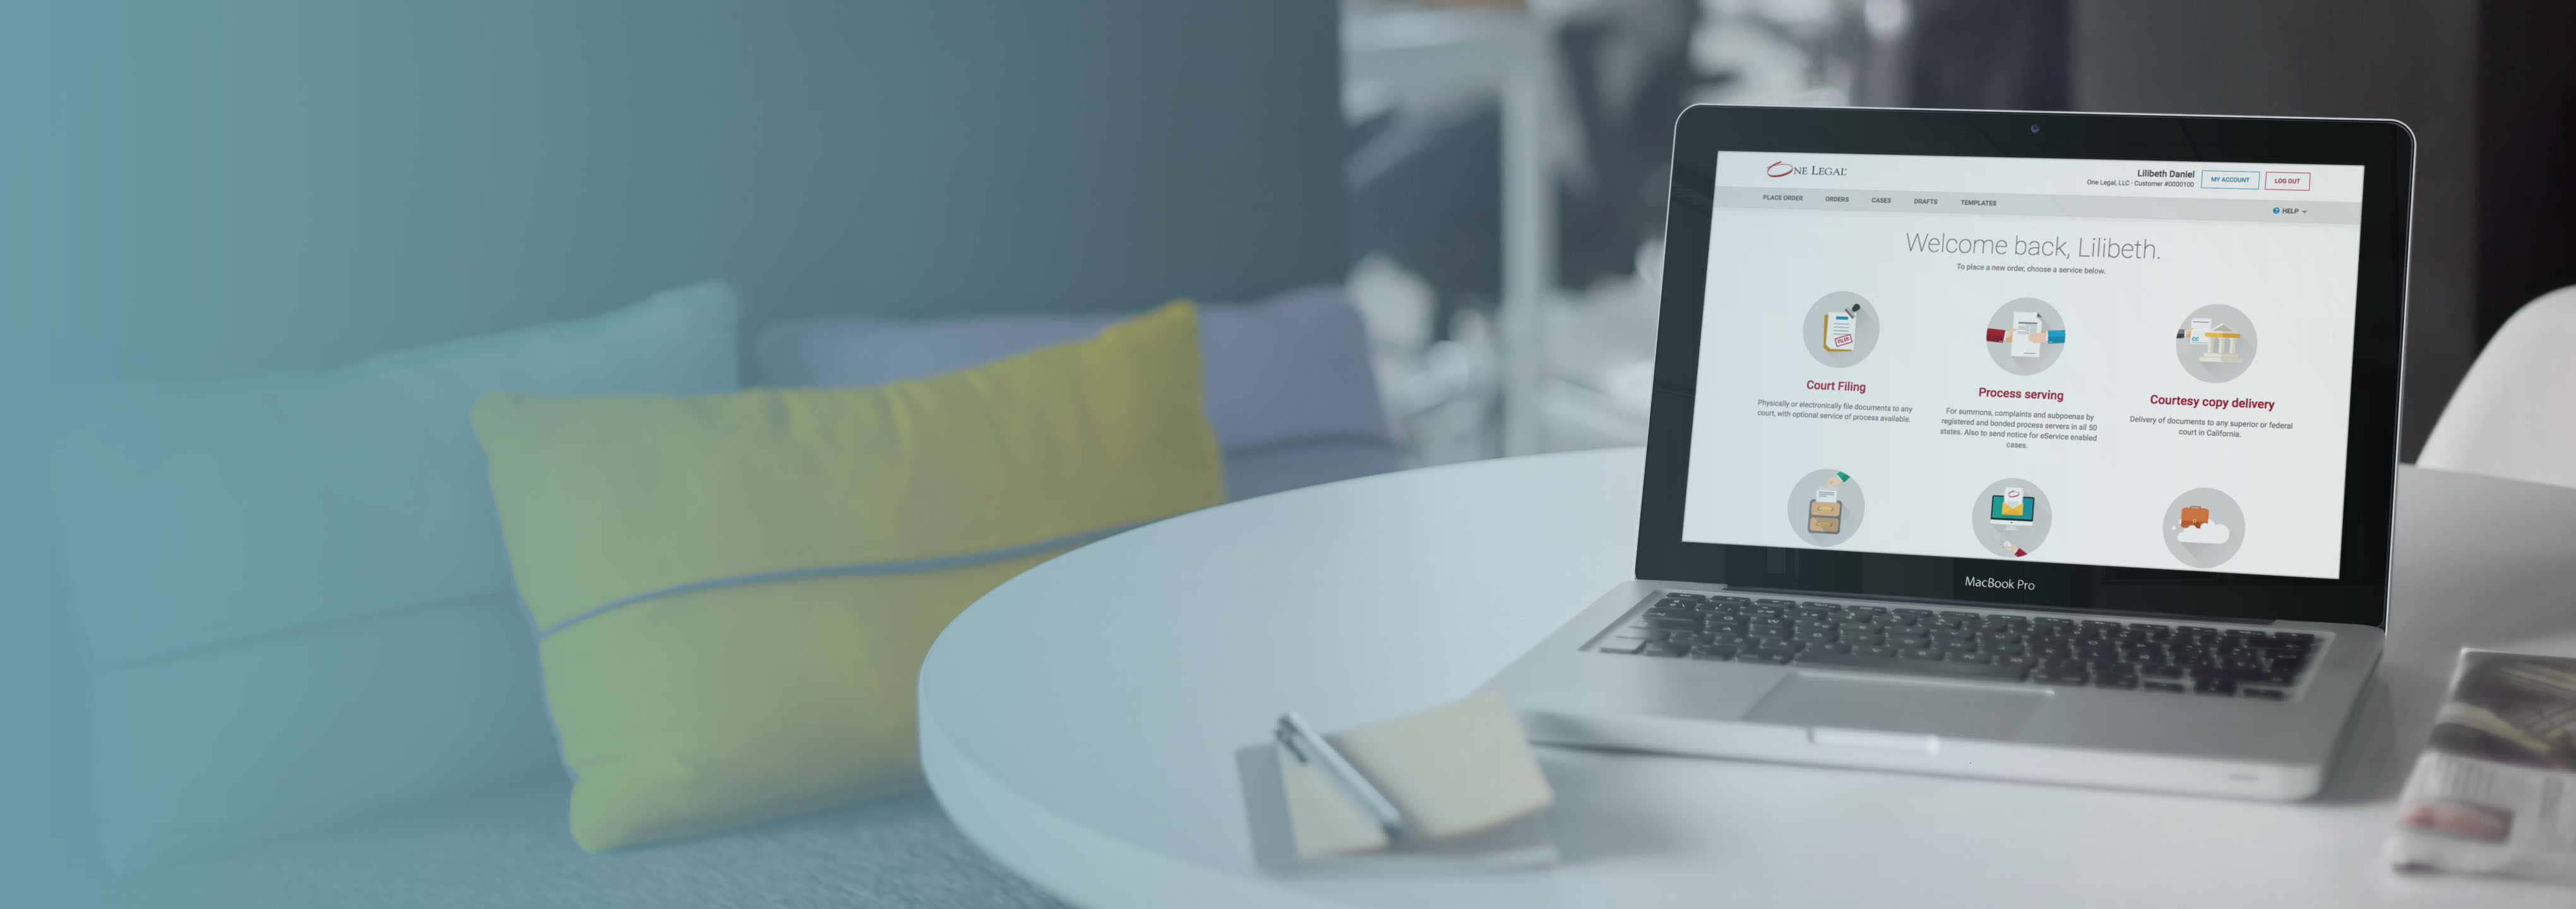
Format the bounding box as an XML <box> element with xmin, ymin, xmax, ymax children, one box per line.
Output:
<box><xmin>2175</xmin><ymin>521</ymin><xmax>2231</xmax><ymax>545</ymax></box>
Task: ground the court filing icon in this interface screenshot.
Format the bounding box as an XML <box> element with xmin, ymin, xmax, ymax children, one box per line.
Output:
<box><xmin>1823</xmin><ymin>310</ymin><xmax>1857</xmax><ymax>352</ymax></box>
<box><xmin>1802</xmin><ymin>292</ymin><xmax>1877</xmax><ymax>367</ymax></box>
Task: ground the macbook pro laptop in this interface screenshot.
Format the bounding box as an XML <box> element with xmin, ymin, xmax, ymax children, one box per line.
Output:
<box><xmin>1489</xmin><ymin>107</ymin><xmax>2412</xmax><ymax>799</ymax></box>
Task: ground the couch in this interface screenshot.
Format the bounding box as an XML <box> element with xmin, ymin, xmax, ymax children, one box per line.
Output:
<box><xmin>0</xmin><ymin>3</ymin><xmax>1347</xmax><ymax>905</ymax></box>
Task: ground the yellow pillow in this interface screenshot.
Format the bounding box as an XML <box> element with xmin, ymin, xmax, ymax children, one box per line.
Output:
<box><xmin>472</xmin><ymin>301</ymin><xmax>1224</xmax><ymax>852</ymax></box>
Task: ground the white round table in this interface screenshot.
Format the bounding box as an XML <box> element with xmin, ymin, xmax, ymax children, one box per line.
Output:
<box><xmin>921</xmin><ymin>449</ymin><xmax>2576</xmax><ymax>908</ymax></box>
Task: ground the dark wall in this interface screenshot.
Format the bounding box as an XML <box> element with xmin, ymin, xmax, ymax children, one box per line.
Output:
<box><xmin>0</xmin><ymin>1</ymin><xmax>1347</xmax><ymax>390</ymax></box>
<box><xmin>1909</xmin><ymin>0</ymin><xmax>2069</xmax><ymax>110</ymax></box>
<box><xmin>2477</xmin><ymin>2</ymin><xmax>2576</xmax><ymax>340</ymax></box>
<box><xmin>2068</xmin><ymin>0</ymin><xmax>2479</xmax><ymax>461</ymax></box>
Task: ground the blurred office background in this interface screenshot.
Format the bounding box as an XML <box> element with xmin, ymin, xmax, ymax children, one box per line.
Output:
<box><xmin>1351</xmin><ymin>0</ymin><xmax>2572</xmax><ymax>466</ymax></box>
<box><xmin>1</xmin><ymin>0</ymin><xmax>2561</xmax><ymax>469</ymax></box>
<box><xmin>5</xmin><ymin>1</ymin><xmax>2575</xmax><ymax>903</ymax></box>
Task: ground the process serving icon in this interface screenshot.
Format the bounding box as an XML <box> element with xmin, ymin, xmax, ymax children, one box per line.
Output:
<box><xmin>1984</xmin><ymin>298</ymin><xmax>2066</xmax><ymax>376</ymax></box>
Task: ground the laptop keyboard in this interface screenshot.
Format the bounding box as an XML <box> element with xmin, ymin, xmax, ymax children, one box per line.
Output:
<box><xmin>1595</xmin><ymin>592</ymin><xmax>2320</xmax><ymax>700</ymax></box>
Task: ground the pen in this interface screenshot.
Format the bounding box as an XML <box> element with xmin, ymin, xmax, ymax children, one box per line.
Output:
<box><xmin>1275</xmin><ymin>711</ymin><xmax>1405</xmax><ymax>839</ymax></box>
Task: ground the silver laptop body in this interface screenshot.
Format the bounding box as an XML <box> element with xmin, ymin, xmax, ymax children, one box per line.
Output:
<box><xmin>1490</xmin><ymin>582</ymin><xmax>2380</xmax><ymax>799</ymax></box>
<box><xmin>1489</xmin><ymin>107</ymin><xmax>2410</xmax><ymax>800</ymax></box>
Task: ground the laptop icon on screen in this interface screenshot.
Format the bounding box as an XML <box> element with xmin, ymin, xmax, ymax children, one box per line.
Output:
<box><xmin>1990</xmin><ymin>494</ymin><xmax>2036</xmax><ymax>524</ymax></box>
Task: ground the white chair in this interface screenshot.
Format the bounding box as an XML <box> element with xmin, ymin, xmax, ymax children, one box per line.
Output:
<box><xmin>2419</xmin><ymin>285</ymin><xmax>2576</xmax><ymax>489</ymax></box>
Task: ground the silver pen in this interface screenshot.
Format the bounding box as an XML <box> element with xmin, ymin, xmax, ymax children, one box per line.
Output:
<box><xmin>1275</xmin><ymin>711</ymin><xmax>1406</xmax><ymax>840</ymax></box>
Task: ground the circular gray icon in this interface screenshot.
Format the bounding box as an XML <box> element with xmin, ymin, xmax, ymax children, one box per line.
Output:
<box><xmin>1784</xmin><ymin>468</ymin><xmax>1864</xmax><ymax>547</ymax></box>
<box><xmin>1968</xmin><ymin>477</ymin><xmax>2051</xmax><ymax>558</ymax></box>
<box><xmin>1984</xmin><ymin>297</ymin><xmax>2065</xmax><ymax>375</ymax></box>
<box><xmin>2162</xmin><ymin>488</ymin><xmax>2246</xmax><ymax>569</ymax></box>
<box><xmin>1803</xmin><ymin>292</ymin><xmax>1878</xmax><ymax>368</ymax></box>
<box><xmin>2174</xmin><ymin>305</ymin><xmax>2258</xmax><ymax>383</ymax></box>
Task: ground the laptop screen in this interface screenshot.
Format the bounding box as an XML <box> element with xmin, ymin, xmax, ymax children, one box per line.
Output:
<box><xmin>1678</xmin><ymin>152</ymin><xmax>2368</xmax><ymax>580</ymax></box>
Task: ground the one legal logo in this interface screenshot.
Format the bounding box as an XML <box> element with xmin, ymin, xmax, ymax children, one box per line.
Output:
<box><xmin>1766</xmin><ymin>161</ymin><xmax>1848</xmax><ymax>178</ymax></box>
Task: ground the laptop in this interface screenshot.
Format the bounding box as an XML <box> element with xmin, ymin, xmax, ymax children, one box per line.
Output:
<box><xmin>1489</xmin><ymin>107</ymin><xmax>2412</xmax><ymax>800</ymax></box>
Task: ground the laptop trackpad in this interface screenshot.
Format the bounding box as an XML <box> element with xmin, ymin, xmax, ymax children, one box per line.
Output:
<box><xmin>1745</xmin><ymin>672</ymin><xmax>2046</xmax><ymax>740</ymax></box>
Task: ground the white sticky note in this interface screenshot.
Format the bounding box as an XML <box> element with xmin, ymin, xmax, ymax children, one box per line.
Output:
<box><xmin>1280</xmin><ymin>742</ymin><xmax>1393</xmax><ymax>858</ymax></box>
<box><xmin>1331</xmin><ymin>690</ymin><xmax>1555</xmax><ymax>841</ymax></box>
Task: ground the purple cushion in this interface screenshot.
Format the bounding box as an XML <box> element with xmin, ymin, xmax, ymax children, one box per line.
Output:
<box><xmin>756</xmin><ymin>287</ymin><xmax>1400</xmax><ymax>497</ymax></box>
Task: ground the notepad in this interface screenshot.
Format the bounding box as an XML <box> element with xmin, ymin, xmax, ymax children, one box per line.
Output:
<box><xmin>1248</xmin><ymin>689</ymin><xmax>1558</xmax><ymax>869</ymax></box>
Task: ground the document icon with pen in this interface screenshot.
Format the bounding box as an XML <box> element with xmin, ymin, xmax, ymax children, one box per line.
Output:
<box><xmin>1822</xmin><ymin>311</ymin><xmax>1857</xmax><ymax>352</ymax></box>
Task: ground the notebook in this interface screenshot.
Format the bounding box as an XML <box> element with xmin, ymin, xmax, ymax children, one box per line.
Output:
<box><xmin>1237</xmin><ymin>689</ymin><xmax>1558</xmax><ymax>872</ymax></box>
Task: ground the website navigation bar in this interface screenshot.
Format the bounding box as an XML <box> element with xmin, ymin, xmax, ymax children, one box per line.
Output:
<box><xmin>1716</xmin><ymin>152</ymin><xmax>2367</xmax><ymax>203</ymax></box>
<box><xmin>1715</xmin><ymin>187</ymin><xmax>2360</xmax><ymax>225</ymax></box>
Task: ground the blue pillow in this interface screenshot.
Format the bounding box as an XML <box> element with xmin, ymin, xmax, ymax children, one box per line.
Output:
<box><xmin>755</xmin><ymin>286</ymin><xmax>1400</xmax><ymax>499</ymax></box>
<box><xmin>38</xmin><ymin>281</ymin><xmax>742</xmax><ymax>870</ymax></box>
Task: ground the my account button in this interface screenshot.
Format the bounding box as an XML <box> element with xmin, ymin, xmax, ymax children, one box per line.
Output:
<box><xmin>2263</xmin><ymin>171</ymin><xmax>2312</xmax><ymax>191</ymax></box>
<box><xmin>2201</xmin><ymin>170</ymin><xmax>2260</xmax><ymax>189</ymax></box>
